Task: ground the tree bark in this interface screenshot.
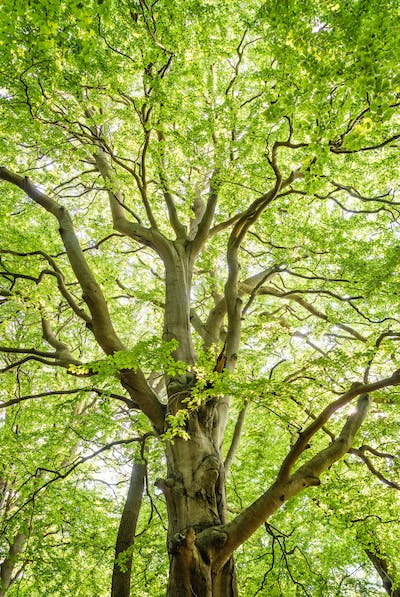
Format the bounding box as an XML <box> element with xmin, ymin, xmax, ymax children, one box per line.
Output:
<box><xmin>158</xmin><ymin>238</ymin><xmax>240</xmax><ymax>594</ymax></box>
<box><xmin>160</xmin><ymin>407</ymin><xmax>238</xmax><ymax>597</ymax></box>
<box><xmin>111</xmin><ymin>462</ymin><xmax>146</xmax><ymax>597</ymax></box>
<box><xmin>0</xmin><ymin>532</ymin><xmax>26</xmax><ymax>597</ymax></box>
<box><xmin>163</xmin><ymin>243</ymin><xmax>196</xmax><ymax>365</ymax></box>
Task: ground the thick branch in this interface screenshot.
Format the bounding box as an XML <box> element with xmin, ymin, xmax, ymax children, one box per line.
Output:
<box><xmin>209</xmin><ymin>212</ymin><xmax>242</xmax><ymax>236</ymax></box>
<box><xmin>41</xmin><ymin>317</ymin><xmax>72</xmax><ymax>355</ymax></box>
<box><xmin>189</xmin><ymin>308</ymin><xmax>209</xmax><ymax>341</ymax></box>
<box><xmin>94</xmin><ymin>149</ymin><xmax>172</xmax><ymax>261</ymax></box>
<box><xmin>0</xmin><ymin>532</ymin><xmax>26</xmax><ymax>597</ymax></box>
<box><xmin>278</xmin><ymin>374</ymin><xmax>400</xmax><ymax>481</ymax></box>
<box><xmin>209</xmin><ymin>394</ymin><xmax>371</xmax><ymax>570</ymax></box>
<box><xmin>0</xmin><ymin>166</ymin><xmax>122</xmax><ymax>353</ymax></box>
<box><xmin>0</xmin><ymin>166</ymin><xmax>165</xmax><ymax>431</ymax></box>
<box><xmin>190</xmin><ymin>169</ymin><xmax>221</xmax><ymax>255</ymax></box>
<box><xmin>157</xmin><ymin>130</ymin><xmax>187</xmax><ymax>239</ymax></box>
<box><xmin>204</xmin><ymin>265</ymin><xmax>283</xmax><ymax>348</ymax></box>
<box><xmin>224</xmin><ymin>402</ymin><xmax>248</xmax><ymax>473</ymax></box>
<box><xmin>292</xmin><ymin>395</ymin><xmax>370</xmax><ymax>481</ymax></box>
<box><xmin>224</xmin><ymin>167</ymin><xmax>302</xmax><ymax>369</ymax></box>
<box><xmin>0</xmin><ymin>346</ymin><xmax>57</xmax><ymax>359</ymax></box>
<box><xmin>120</xmin><ymin>370</ymin><xmax>165</xmax><ymax>432</ymax></box>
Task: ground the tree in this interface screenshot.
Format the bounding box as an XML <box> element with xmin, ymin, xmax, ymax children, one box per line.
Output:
<box><xmin>0</xmin><ymin>0</ymin><xmax>399</xmax><ymax>594</ymax></box>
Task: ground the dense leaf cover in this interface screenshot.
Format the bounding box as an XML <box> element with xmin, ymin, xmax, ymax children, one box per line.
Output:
<box><xmin>0</xmin><ymin>0</ymin><xmax>399</xmax><ymax>595</ymax></box>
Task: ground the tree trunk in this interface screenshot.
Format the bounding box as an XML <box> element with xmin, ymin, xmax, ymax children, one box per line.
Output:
<box><xmin>159</xmin><ymin>406</ymin><xmax>238</xmax><ymax>597</ymax></box>
<box><xmin>167</xmin><ymin>543</ymin><xmax>237</xmax><ymax>597</ymax></box>
<box><xmin>160</xmin><ymin>244</ymin><xmax>238</xmax><ymax>595</ymax></box>
<box><xmin>163</xmin><ymin>244</ymin><xmax>196</xmax><ymax>365</ymax></box>
<box><xmin>0</xmin><ymin>532</ymin><xmax>26</xmax><ymax>597</ymax></box>
<box><xmin>111</xmin><ymin>462</ymin><xmax>146</xmax><ymax>597</ymax></box>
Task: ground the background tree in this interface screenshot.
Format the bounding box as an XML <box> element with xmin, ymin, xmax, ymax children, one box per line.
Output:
<box><xmin>0</xmin><ymin>0</ymin><xmax>399</xmax><ymax>595</ymax></box>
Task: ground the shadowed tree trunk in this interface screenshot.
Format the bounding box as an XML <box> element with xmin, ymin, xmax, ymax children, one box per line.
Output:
<box><xmin>0</xmin><ymin>533</ymin><xmax>26</xmax><ymax>597</ymax></box>
<box><xmin>111</xmin><ymin>462</ymin><xmax>146</xmax><ymax>597</ymax></box>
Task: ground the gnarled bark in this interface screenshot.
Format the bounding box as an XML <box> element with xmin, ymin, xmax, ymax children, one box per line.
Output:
<box><xmin>160</xmin><ymin>404</ymin><xmax>237</xmax><ymax>597</ymax></box>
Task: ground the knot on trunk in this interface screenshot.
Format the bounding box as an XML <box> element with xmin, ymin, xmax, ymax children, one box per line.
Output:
<box><xmin>194</xmin><ymin>455</ymin><xmax>220</xmax><ymax>499</ymax></box>
<box><xmin>155</xmin><ymin>477</ymin><xmax>174</xmax><ymax>495</ymax></box>
<box><xmin>169</xmin><ymin>527</ymin><xmax>196</xmax><ymax>557</ymax></box>
<box><xmin>167</xmin><ymin>372</ymin><xmax>196</xmax><ymax>403</ymax></box>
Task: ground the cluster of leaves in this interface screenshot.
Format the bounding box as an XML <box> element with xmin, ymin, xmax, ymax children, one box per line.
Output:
<box><xmin>71</xmin><ymin>338</ymin><xmax>187</xmax><ymax>380</ymax></box>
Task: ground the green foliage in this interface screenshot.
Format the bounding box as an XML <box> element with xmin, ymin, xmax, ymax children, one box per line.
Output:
<box><xmin>0</xmin><ymin>0</ymin><xmax>399</xmax><ymax>594</ymax></box>
<box><xmin>89</xmin><ymin>338</ymin><xmax>187</xmax><ymax>380</ymax></box>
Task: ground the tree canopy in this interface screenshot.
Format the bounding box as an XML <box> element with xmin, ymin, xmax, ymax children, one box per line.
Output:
<box><xmin>0</xmin><ymin>0</ymin><xmax>399</xmax><ymax>595</ymax></box>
